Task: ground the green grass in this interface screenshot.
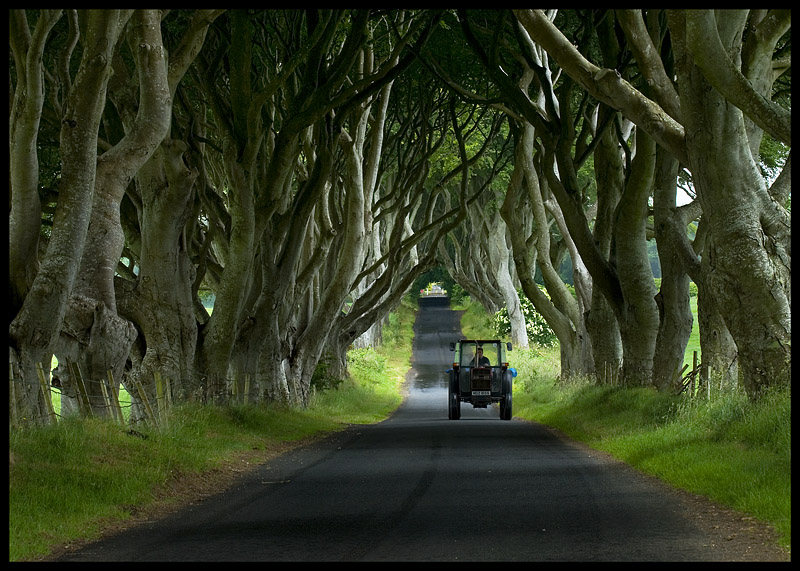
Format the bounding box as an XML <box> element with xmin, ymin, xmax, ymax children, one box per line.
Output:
<box><xmin>513</xmin><ymin>362</ymin><xmax>791</xmax><ymax>552</ymax></box>
<box><xmin>684</xmin><ymin>295</ymin><xmax>701</xmax><ymax>368</ymax></box>
<box><xmin>458</xmin><ymin>293</ymin><xmax>791</xmax><ymax>554</ymax></box>
<box><xmin>9</xmin><ymin>403</ymin><xmax>350</xmax><ymax>561</ymax></box>
<box><xmin>9</xmin><ymin>296</ymin><xmax>418</xmax><ymax>562</ymax></box>
<box><xmin>454</xmin><ymin>297</ymin><xmax>497</xmax><ymax>339</ymax></box>
<box><xmin>10</xmin><ymin>295</ymin><xmax>790</xmax><ymax>560</ymax></box>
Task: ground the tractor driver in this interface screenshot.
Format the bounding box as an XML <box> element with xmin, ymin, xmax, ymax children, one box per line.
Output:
<box><xmin>469</xmin><ymin>346</ymin><xmax>491</xmax><ymax>367</ymax></box>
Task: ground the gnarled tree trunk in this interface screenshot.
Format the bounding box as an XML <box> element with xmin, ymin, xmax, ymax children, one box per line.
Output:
<box><xmin>673</xmin><ymin>10</ymin><xmax>791</xmax><ymax>396</ymax></box>
<box><xmin>57</xmin><ymin>10</ymin><xmax>172</xmax><ymax>418</ymax></box>
<box><xmin>10</xmin><ymin>10</ymin><xmax>132</xmax><ymax>423</ymax></box>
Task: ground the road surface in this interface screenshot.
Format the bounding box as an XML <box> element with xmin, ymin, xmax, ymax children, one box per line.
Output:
<box><xmin>57</xmin><ymin>296</ymin><xmax>784</xmax><ymax>561</ymax></box>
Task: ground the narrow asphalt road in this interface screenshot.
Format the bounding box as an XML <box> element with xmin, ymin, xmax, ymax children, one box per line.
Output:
<box><xmin>57</xmin><ymin>296</ymin><xmax>780</xmax><ymax>561</ymax></box>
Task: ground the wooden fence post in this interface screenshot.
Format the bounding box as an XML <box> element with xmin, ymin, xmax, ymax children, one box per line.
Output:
<box><xmin>10</xmin><ymin>363</ymin><xmax>20</xmax><ymax>428</ymax></box>
<box><xmin>106</xmin><ymin>370</ymin><xmax>126</xmax><ymax>426</ymax></box>
<box><xmin>232</xmin><ymin>370</ymin><xmax>239</xmax><ymax>404</ymax></box>
<box><xmin>164</xmin><ymin>375</ymin><xmax>172</xmax><ymax>409</ymax></box>
<box><xmin>674</xmin><ymin>363</ymin><xmax>688</xmax><ymax>391</ymax></box>
<box><xmin>35</xmin><ymin>362</ymin><xmax>58</xmax><ymax>424</ymax></box>
<box><xmin>154</xmin><ymin>371</ymin><xmax>164</xmax><ymax>421</ymax></box>
<box><xmin>68</xmin><ymin>361</ymin><xmax>93</xmax><ymax>417</ymax></box>
<box><xmin>153</xmin><ymin>371</ymin><xmax>172</xmax><ymax>425</ymax></box>
<box><xmin>135</xmin><ymin>379</ymin><xmax>158</xmax><ymax>426</ymax></box>
<box><xmin>99</xmin><ymin>377</ymin><xmax>114</xmax><ymax>422</ymax></box>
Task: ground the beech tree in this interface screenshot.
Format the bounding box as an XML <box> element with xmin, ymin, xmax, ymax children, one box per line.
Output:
<box><xmin>113</xmin><ymin>10</ymin><xmax>223</xmax><ymax>421</ymax></box>
<box><xmin>58</xmin><ymin>10</ymin><xmax>180</xmax><ymax>417</ymax></box>
<box><xmin>452</xmin><ymin>9</ymin><xmax>626</xmax><ymax>382</ymax></box>
<box><xmin>171</xmin><ymin>10</ymin><xmax>452</xmax><ymax>406</ymax></box>
<box><xmin>436</xmin><ymin>9</ymin><xmax>789</xmax><ymax>393</ymax></box>
<box><xmin>10</xmin><ymin>10</ymin><xmax>222</xmax><ymax>423</ymax></box>
<box><xmin>327</xmin><ymin>69</ymin><xmax>495</xmax><ymax>372</ymax></box>
<box><xmin>419</xmin><ymin>15</ymin><xmax>531</xmax><ymax>348</ymax></box>
<box><xmin>9</xmin><ymin>9</ymin><xmax>790</xmax><ymax>426</ymax></box>
<box><xmin>516</xmin><ymin>9</ymin><xmax>790</xmax><ymax>397</ymax></box>
<box><xmin>10</xmin><ymin>10</ymin><xmax>133</xmax><ymax>421</ymax></box>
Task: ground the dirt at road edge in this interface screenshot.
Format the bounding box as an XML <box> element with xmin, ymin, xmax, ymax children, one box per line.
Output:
<box><xmin>37</xmin><ymin>423</ymin><xmax>789</xmax><ymax>562</ymax></box>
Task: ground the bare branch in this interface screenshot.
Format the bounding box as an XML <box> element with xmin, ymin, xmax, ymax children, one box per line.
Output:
<box><xmin>513</xmin><ymin>9</ymin><xmax>688</xmax><ymax>165</ymax></box>
<box><xmin>684</xmin><ymin>10</ymin><xmax>791</xmax><ymax>146</ymax></box>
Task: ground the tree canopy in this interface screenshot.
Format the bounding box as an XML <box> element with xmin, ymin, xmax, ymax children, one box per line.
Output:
<box><xmin>9</xmin><ymin>9</ymin><xmax>790</xmax><ymax>425</ymax></box>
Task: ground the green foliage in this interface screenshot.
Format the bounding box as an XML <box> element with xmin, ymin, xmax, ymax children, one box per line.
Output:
<box><xmin>346</xmin><ymin>347</ymin><xmax>388</xmax><ymax>386</ymax></box>
<box><xmin>310</xmin><ymin>352</ymin><xmax>344</xmax><ymax>392</ymax></box>
<box><xmin>493</xmin><ymin>288</ymin><xmax>557</xmax><ymax>347</ymax></box>
<box><xmin>412</xmin><ymin>266</ymin><xmax>458</xmax><ymax>303</ymax></box>
<box><xmin>311</xmin><ymin>346</ymin><xmax>404</xmax><ymax>426</ymax></box>
<box><xmin>458</xmin><ymin>298</ymin><xmax>496</xmax><ymax>338</ymax></box>
<box><xmin>758</xmin><ymin>133</ymin><xmax>789</xmax><ymax>183</ymax></box>
<box><xmin>382</xmin><ymin>312</ymin><xmax>401</xmax><ymax>344</ymax></box>
<box><xmin>684</xmin><ymin>295</ymin><xmax>700</xmax><ymax>368</ymax></box>
<box><xmin>654</xmin><ymin>278</ymin><xmax>698</xmax><ymax>298</ymax></box>
<box><xmin>449</xmin><ymin>283</ymin><xmax>467</xmax><ymax>306</ymax></box>
<box><xmin>379</xmin><ymin>294</ymin><xmax>417</xmax><ymax>357</ymax></box>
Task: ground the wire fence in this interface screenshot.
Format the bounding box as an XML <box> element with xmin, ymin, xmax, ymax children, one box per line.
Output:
<box><xmin>9</xmin><ymin>362</ymin><xmax>169</xmax><ymax>429</ymax></box>
<box><xmin>675</xmin><ymin>350</ymin><xmax>735</xmax><ymax>398</ymax></box>
<box><xmin>9</xmin><ymin>362</ymin><xmax>257</xmax><ymax>429</ymax></box>
<box><xmin>10</xmin><ymin>351</ymin><xmax>722</xmax><ymax>428</ymax></box>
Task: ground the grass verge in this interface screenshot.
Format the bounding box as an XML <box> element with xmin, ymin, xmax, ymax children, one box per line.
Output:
<box><xmin>9</xmin><ymin>297</ymin><xmax>418</xmax><ymax>562</ymax></box>
<box><xmin>510</xmin><ymin>341</ymin><xmax>791</xmax><ymax>553</ymax></box>
<box><xmin>457</xmin><ymin>297</ymin><xmax>789</xmax><ymax>553</ymax></box>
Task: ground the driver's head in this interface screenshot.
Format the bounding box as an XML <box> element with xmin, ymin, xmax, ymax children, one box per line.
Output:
<box><xmin>477</xmin><ymin>347</ymin><xmax>483</xmax><ymax>355</ymax></box>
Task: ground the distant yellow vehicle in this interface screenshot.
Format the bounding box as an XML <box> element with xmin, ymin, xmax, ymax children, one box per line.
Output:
<box><xmin>421</xmin><ymin>283</ymin><xmax>446</xmax><ymax>297</ymax></box>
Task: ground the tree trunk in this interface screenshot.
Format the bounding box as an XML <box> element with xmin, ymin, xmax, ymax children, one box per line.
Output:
<box><xmin>486</xmin><ymin>210</ymin><xmax>529</xmax><ymax>349</ymax></box>
<box><xmin>652</xmin><ymin>151</ymin><xmax>695</xmax><ymax>392</ymax></box>
<box><xmin>197</xmin><ymin>156</ymin><xmax>256</xmax><ymax>402</ymax></box>
<box><xmin>613</xmin><ymin>130</ymin><xmax>659</xmax><ymax>386</ymax></box>
<box><xmin>587</xmin><ymin>289</ymin><xmax>622</xmax><ymax>384</ymax></box>
<box><xmin>501</xmin><ymin>128</ymin><xmax>586</xmax><ymax>377</ymax></box>
<box><xmin>59</xmin><ymin>10</ymin><xmax>172</xmax><ymax>417</ymax></box>
<box><xmin>674</xmin><ymin>13</ymin><xmax>791</xmax><ymax>396</ymax></box>
<box><xmin>9</xmin><ymin>10</ymin><xmax>131</xmax><ymax>423</ymax></box>
<box><xmin>284</xmin><ymin>113</ymin><xmax>370</xmax><ymax>407</ymax></box>
<box><xmin>234</xmin><ymin>125</ymin><xmax>336</xmax><ymax>405</ymax></box>
<box><xmin>58</xmin><ymin>294</ymin><xmax>137</xmax><ymax>418</ymax></box>
<box><xmin>696</xmin><ymin>274</ymin><xmax>739</xmax><ymax>390</ymax></box>
<box><xmin>588</xmin><ymin>109</ymin><xmax>624</xmax><ymax>383</ymax></box>
<box><xmin>118</xmin><ymin>140</ymin><xmax>200</xmax><ymax>414</ymax></box>
<box><xmin>112</xmin><ymin>11</ymin><xmax>220</xmax><ymax>413</ymax></box>
<box><xmin>9</xmin><ymin>10</ymin><xmax>63</xmax><ymax>315</ymax></box>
